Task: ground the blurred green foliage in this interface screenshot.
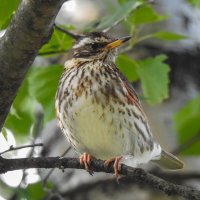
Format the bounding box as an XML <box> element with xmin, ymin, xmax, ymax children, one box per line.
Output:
<box><xmin>175</xmin><ymin>95</ymin><xmax>200</xmax><ymax>155</ymax></box>
<box><xmin>5</xmin><ymin>78</ymin><xmax>36</xmax><ymax>137</ymax></box>
<box><xmin>0</xmin><ymin>0</ymin><xmax>20</xmax><ymax>29</ymax></box>
<box><xmin>17</xmin><ymin>183</ymin><xmax>47</xmax><ymax>200</ymax></box>
<box><xmin>28</xmin><ymin>65</ymin><xmax>63</xmax><ymax>123</ymax></box>
<box><xmin>188</xmin><ymin>0</ymin><xmax>200</xmax><ymax>8</ymax></box>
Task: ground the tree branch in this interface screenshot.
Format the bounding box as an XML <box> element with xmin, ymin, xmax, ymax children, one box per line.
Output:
<box><xmin>0</xmin><ymin>0</ymin><xmax>68</xmax><ymax>131</ymax></box>
<box><xmin>0</xmin><ymin>156</ymin><xmax>199</xmax><ymax>200</ymax></box>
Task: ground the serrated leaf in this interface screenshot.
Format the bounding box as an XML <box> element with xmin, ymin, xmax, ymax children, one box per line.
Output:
<box><xmin>153</xmin><ymin>31</ymin><xmax>187</xmax><ymax>41</ymax></box>
<box><xmin>5</xmin><ymin>78</ymin><xmax>36</xmax><ymax>137</ymax></box>
<box><xmin>116</xmin><ymin>54</ymin><xmax>139</xmax><ymax>82</ymax></box>
<box><xmin>174</xmin><ymin>95</ymin><xmax>200</xmax><ymax>155</ymax></box>
<box><xmin>28</xmin><ymin>65</ymin><xmax>63</xmax><ymax>123</ymax></box>
<box><xmin>39</xmin><ymin>29</ymin><xmax>74</xmax><ymax>55</ymax></box>
<box><xmin>136</xmin><ymin>55</ymin><xmax>170</xmax><ymax>104</ymax></box>
<box><xmin>117</xmin><ymin>54</ymin><xmax>169</xmax><ymax>104</ymax></box>
<box><xmin>0</xmin><ymin>0</ymin><xmax>20</xmax><ymax>29</ymax></box>
<box><xmin>128</xmin><ymin>4</ymin><xmax>166</xmax><ymax>25</ymax></box>
<box><xmin>97</xmin><ymin>0</ymin><xmax>143</xmax><ymax>30</ymax></box>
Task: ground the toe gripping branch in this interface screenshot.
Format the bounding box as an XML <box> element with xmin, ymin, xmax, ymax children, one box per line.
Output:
<box><xmin>79</xmin><ymin>153</ymin><xmax>94</xmax><ymax>175</ymax></box>
<box><xmin>104</xmin><ymin>156</ymin><xmax>123</xmax><ymax>182</ymax></box>
<box><xmin>80</xmin><ymin>153</ymin><xmax>123</xmax><ymax>181</ymax></box>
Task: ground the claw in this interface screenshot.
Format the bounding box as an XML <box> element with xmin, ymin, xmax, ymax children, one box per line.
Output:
<box><xmin>79</xmin><ymin>152</ymin><xmax>94</xmax><ymax>175</ymax></box>
<box><xmin>104</xmin><ymin>156</ymin><xmax>123</xmax><ymax>182</ymax></box>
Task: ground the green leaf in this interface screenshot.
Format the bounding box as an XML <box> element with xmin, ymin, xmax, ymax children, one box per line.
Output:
<box><xmin>28</xmin><ymin>65</ymin><xmax>63</xmax><ymax>123</ymax></box>
<box><xmin>136</xmin><ymin>55</ymin><xmax>170</xmax><ymax>104</ymax></box>
<box><xmin>97</xmin><ymin>0</ymin><xmax>143</xmax><ymax>30</ymax></box>
<box><xmin>116</xmin><ymin>54</ymin><xmax>139</xmax><ymax>82</ymax></box>
<box><xmin>116</xmin><ymin>54</ymin><xmax>169</xmax><ymax>104</ymax></box>
<box><xmin>128</xmin><ymin>4</ymin><xmax>166</xmax><ymax>25</ymax></box>
<box><xmin>0</xmin><ymin>0</ymin><xmax>20</xmax><ymax>29</ymax></box>
<box><xmin>18</xmin><ymin>183</ymin><xmax>47</xmax><ymax>200</ymax></box>
<box><xmin>39</xmin><ymin>29</ymin><xmax>74</xmax><ymax>55</ymax></box>
<box><xmin>153</xmin><ymin>31</ymin><xmax>187</xmax><ymax>41</ymax></box>
<box><xmin>5</xmin><ymin>78</ymin><xmax>36</xmax><ymax>137</ymax></box>
<box><xmin>174</xmin><ymin>95</ymin><xmax>200</xmax><ymax>155</ymax></box>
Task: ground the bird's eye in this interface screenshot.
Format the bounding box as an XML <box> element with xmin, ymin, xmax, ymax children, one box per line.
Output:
<box><xmin>91</xmin><ymin>43</ymin><xmax>99</xmax><ymax>49</ymax></box>
<box><xmin>91</xmin><ymin>42</ymin><xmax>106</xmax><ymax>50</ymax></box>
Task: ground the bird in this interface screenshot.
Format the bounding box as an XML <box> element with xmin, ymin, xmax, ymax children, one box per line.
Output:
<box><xmin>55</xmin><ymin>31</ymin><xmax>183</xmax><ymax>178</ymax></box>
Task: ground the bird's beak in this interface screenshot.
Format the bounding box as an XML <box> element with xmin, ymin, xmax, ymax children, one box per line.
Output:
<box><xmin>105</xmin><ymin>36</ymin><xmax>131</xmax><ymax>50</ymax></box>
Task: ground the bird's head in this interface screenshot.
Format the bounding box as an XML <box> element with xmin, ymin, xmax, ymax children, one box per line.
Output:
<box><xmin>67</xmin><ymin>32</ymin><xmax>131</xmax><ymax>63</ymax></box>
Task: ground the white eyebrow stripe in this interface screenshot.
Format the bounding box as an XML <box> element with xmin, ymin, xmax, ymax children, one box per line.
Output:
<box><xmin>73</xmin><ymin>36</ymin><xmax>111</xmax><ymax>49</ymax></box>
<box><xmin>73</xmin><ymin>38</ymin><xmax>93</xmax><ymax>48</ymax></box>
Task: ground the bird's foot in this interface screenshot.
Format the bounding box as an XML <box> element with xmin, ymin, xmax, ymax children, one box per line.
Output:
<box><xmin>104</xmin><ymin>156</ymin><xmax>123</xmax><ymax>182</ymax></box>
<box><xmin>79</xmin><ymin>152</ymin><xmax>94</xmax><ymax>175</ymax></box>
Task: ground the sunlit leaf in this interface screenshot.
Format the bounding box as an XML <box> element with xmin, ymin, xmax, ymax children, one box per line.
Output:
<box><xmin>28</xmin><ymin>65</ymin><xmax>63</xmax><ymax>123</ymax></box>
<box><xmin>116</xmin><ymin>54</ymin><xmax>139</xmax><ymax>82</ymax></box>
<box><xmin>174</xmin><ymin>95</ymin><xmax>200</xmax><ymax>155</ymax></box>
<box><xmin>97</xmin><ymin>0</ymin><xmax>143</xmax><ymax>30</ymax></box>
<box><xmin>153</xmin><ymin>31</ymin><xmax>187</xmax><ymax>41</ymax></box>
<box><xmin>136</xmin><ymin>55</ymin><xmax>169</xmax><ymax>104</ymax></box>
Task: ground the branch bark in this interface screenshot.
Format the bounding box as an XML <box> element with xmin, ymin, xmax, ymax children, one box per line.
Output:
<box><xmin>0</xmin><ymin>156</ymin><xmax>199</xmax><ymax>200</ymax></box>
<box><xmin>0</xmin><ymin>0</ymin><xmax>68</xmax><ymax>131</ymax></box>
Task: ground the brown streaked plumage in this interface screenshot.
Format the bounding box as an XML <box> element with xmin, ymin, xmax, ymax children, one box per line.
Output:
<box><xmin>55</xmin><ymin>32</ymin><xmax>183</xmax><ymax>177</ymax></box>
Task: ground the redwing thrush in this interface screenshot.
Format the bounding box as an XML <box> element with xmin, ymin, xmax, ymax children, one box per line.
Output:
<box><xmin>56</xmin><ymin>32</ymin><xmax>183</xmax><ymax>177</ymax></box>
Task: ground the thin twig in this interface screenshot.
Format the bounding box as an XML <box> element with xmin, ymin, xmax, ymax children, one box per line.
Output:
<box><xmin>0</xmin><ymin>157</ymin><xmax>199</xmax><ymax>200</ymax></box>
<box><xmin>54</xmin><ymin>24</ymin><xmax>84</xmax><ymax>40</ymax></box>
<box><xmin>0</xmin><ymin>143</ymin><xmax>43</xmax><ymax>156</ymax></box>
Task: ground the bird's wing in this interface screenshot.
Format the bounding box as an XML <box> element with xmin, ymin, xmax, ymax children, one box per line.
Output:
<box><xmin>114</xmin><ymin>66</ymin><xmax>146</xmax><ymax>116</ymax></box>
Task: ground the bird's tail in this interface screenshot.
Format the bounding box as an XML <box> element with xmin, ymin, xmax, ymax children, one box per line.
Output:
<box><xmin>153</xmin><ymin>150</ymin><xmax>184</xmax><ymax>170</ymax></box>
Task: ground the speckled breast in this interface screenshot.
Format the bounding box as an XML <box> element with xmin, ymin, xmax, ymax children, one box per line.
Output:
<box><xmin>56</xmin><ymin>60</ymin><xmax>153</xmax><ymax>160</ymax></box>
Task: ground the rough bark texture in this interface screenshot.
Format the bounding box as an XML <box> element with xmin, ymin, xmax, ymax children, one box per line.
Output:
<box><xmin>0</xmin><ymin>156</ymin><xmax>199</xmax><ymax>200</ymax></box>
<box><xmin>0</xmin><ymin>0</ymin><xmax>67</xmax><ymax>131</ymax></box>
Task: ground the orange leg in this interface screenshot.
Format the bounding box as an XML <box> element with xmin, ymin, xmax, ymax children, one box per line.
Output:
<box><xmin>79</xmin><ymin>152</ymin><xmax>94</xmax><ymax>175</ymax></box>
<box><xmin>104</xmin><ymin>156</ymin><xmax>123</xmax><ymax>181</ymax></box>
